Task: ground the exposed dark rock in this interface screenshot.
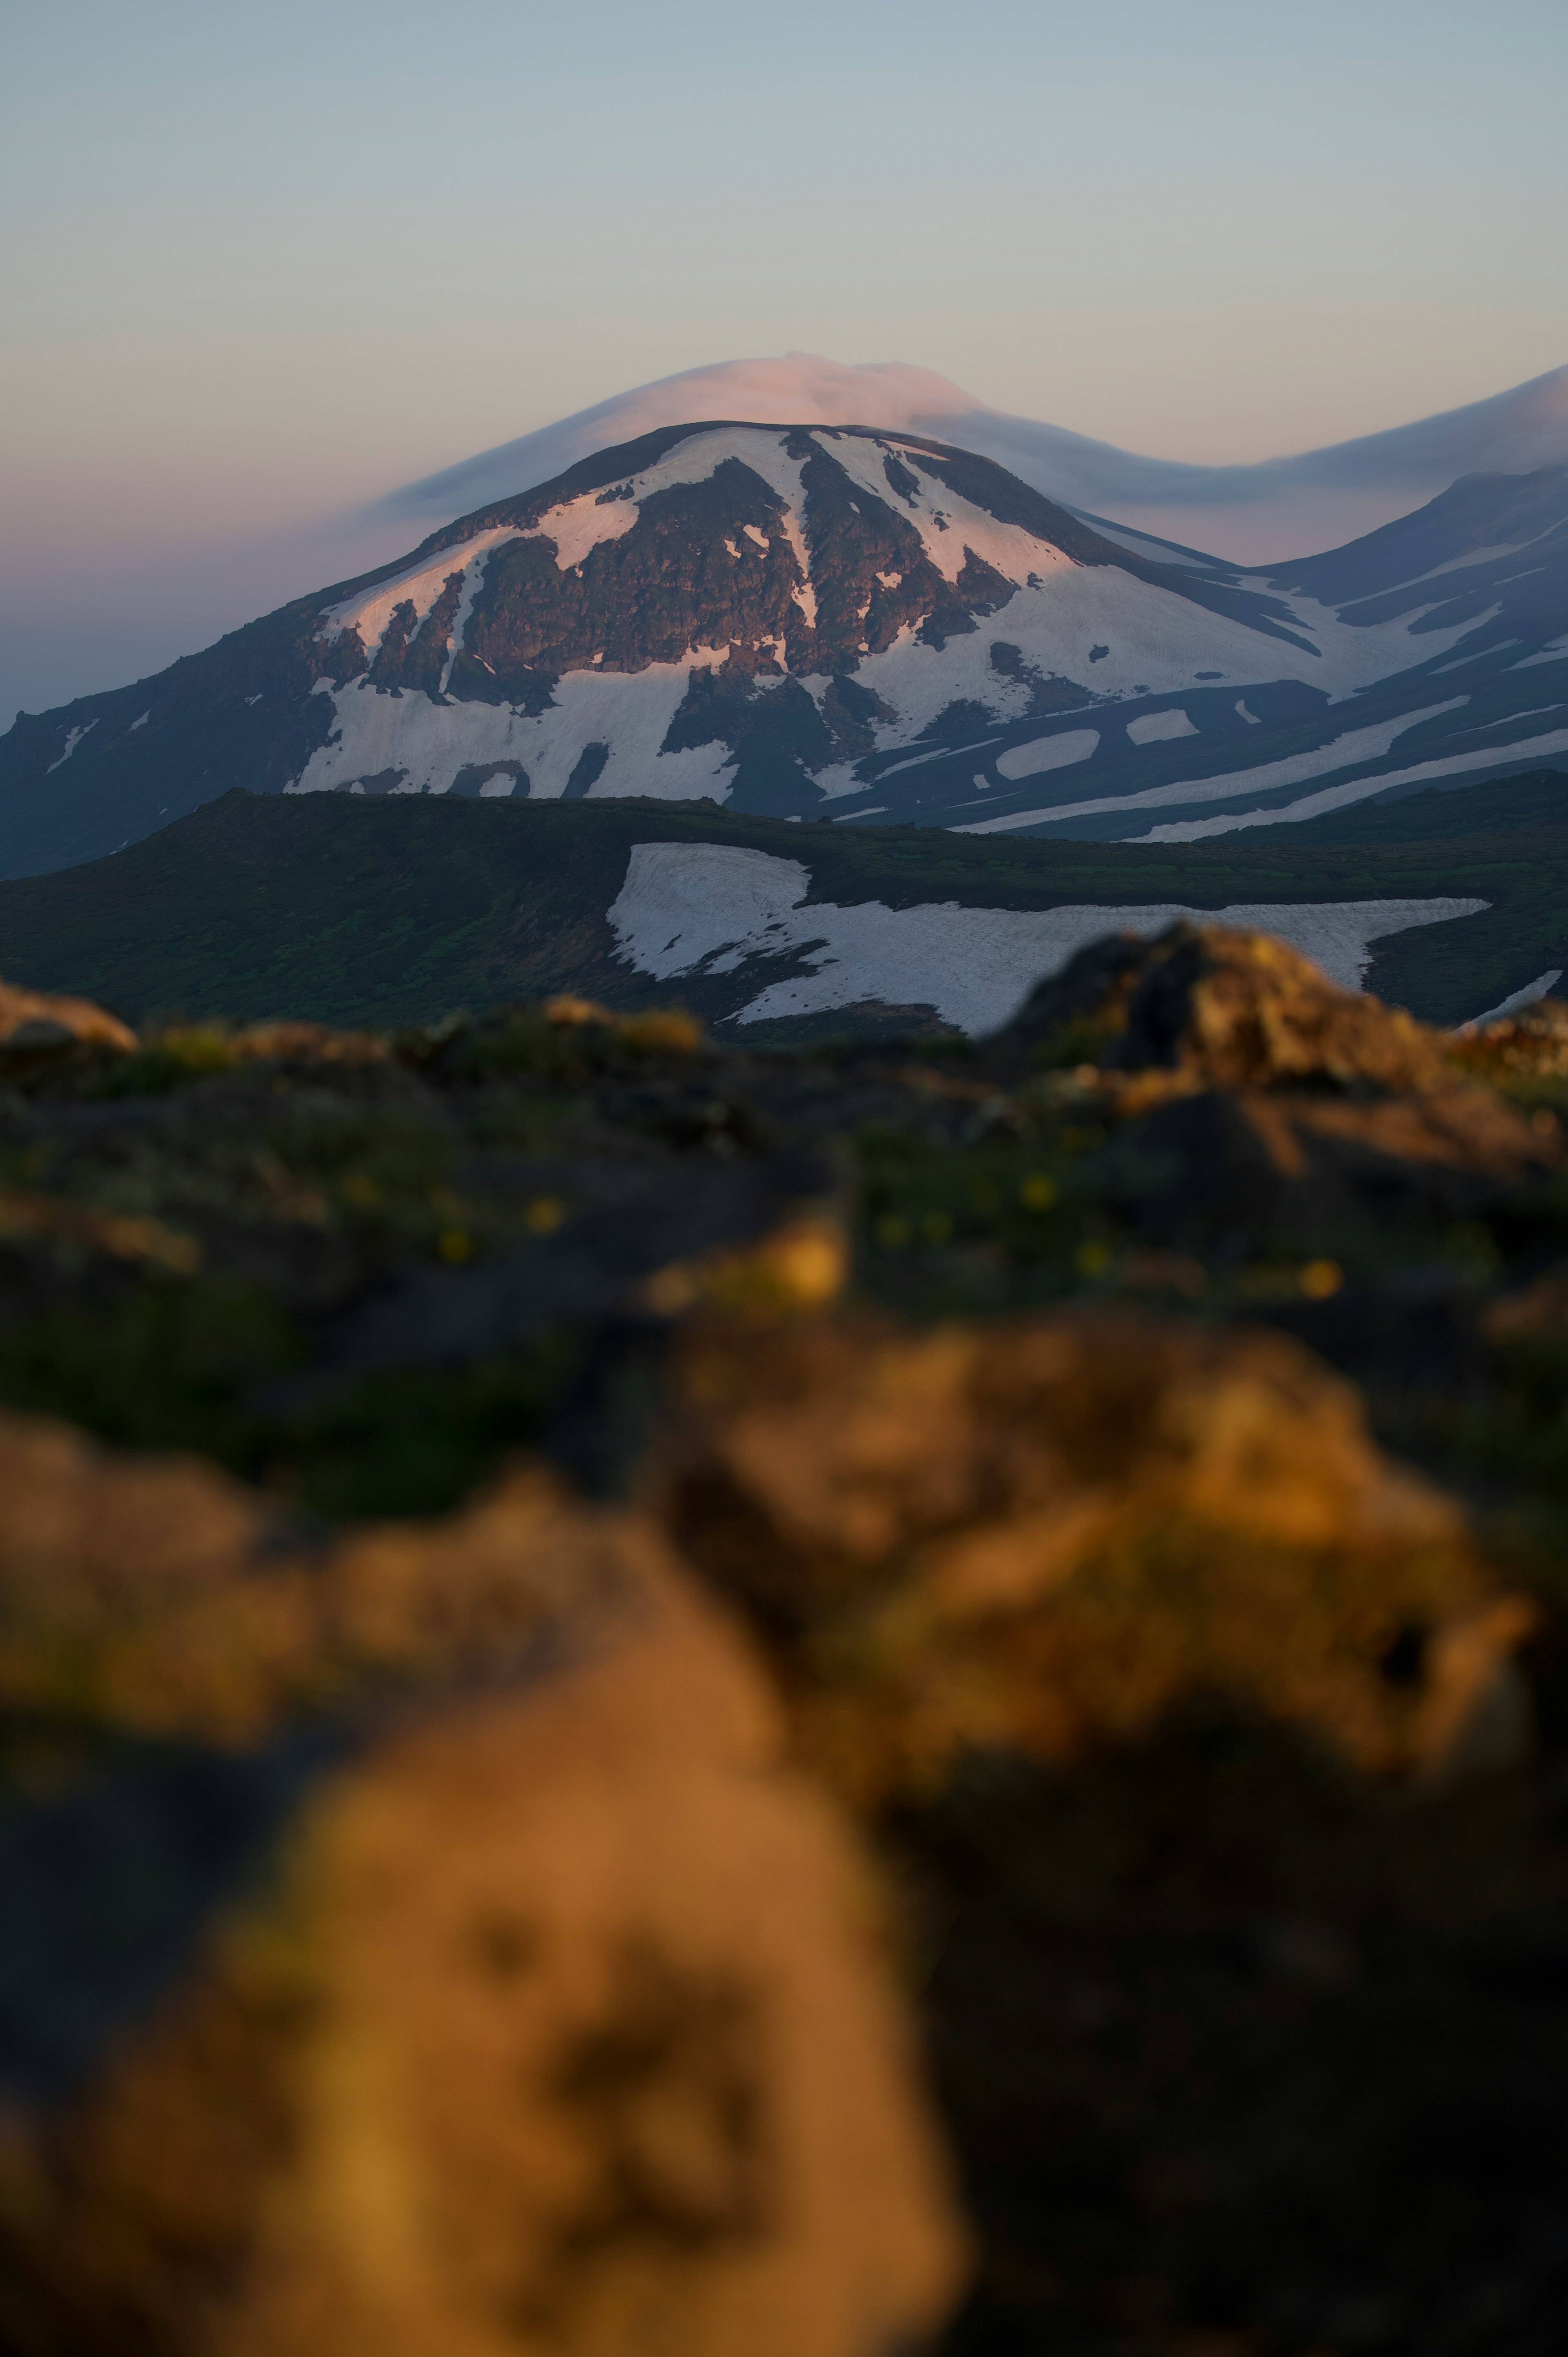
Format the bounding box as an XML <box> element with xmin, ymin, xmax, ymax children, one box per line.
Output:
<box><xmin>561</xmin><ymin>742</ymin><xmax>609</xmax><ymax>799</ymax></box>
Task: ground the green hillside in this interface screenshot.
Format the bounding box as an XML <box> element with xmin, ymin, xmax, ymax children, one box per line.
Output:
<box><xmin>0</xmin><ymin>773</ymin><xmax>1564</xmax><ymax>1035</ymax></box>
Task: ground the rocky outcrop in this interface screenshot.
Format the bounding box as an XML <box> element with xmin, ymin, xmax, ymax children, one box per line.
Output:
<box><xmin>991</xmin><ymin>920</ymin><xmax>1456</xmax><ymax>1092</ymax></box>
<box><xmin>986</xmin><ymin>923</ymin><xmax>1562</xmax><ymax>1247</ymax></box>
<box><xmin>652</xmin><ymin>1309</ymin><xmax>1530</xmax><ymax>1808</ymax></box>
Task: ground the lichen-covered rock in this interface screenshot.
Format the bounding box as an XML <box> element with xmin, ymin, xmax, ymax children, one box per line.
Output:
<box><xmin>652</xmin><ymin>1310</ymin><xmax>1531</xmax><ymax>1806</ymax></box>
<box><xmin>983</xmin><ymin>926</ymin><xmax>1560</xmax><ymax>1249</ymax></box>
<box><xmin>991</xmin><ymin>921</ymin><xmax>1457</xmax><ymax>1094</ymax></box>
<box><xmin>0</xmin><ymin>1414</ymin><xmax>965</xmax><ymax>2357</ymax></box>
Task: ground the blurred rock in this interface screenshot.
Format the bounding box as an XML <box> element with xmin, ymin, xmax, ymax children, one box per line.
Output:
<box><xmin>984</xmin><ymin>925</ymin><xmax>1560</xmax><ymax>1249</ymax></box>
<box><xmin>0</xmin><ymin>978</ymin><xmax>136</xmax><ymax>1056</ymax></box>
<box><xmin>1450</xmin><ymin>993</ymin><xmax>1568</xmax><ymax>1082</ymax></box>
<box><xmin>651</xmin><ymin>1309</ymin><xmax>1532</xmax><ymax>1808</ymax></box>
<box><xmin>987</xmin><ymin>921</ymin><xmax>1454</xmax><ymax>1094</ymax></box>
<box><xmin>0</xmin><ymin>1413</ymin><xmax>964</xmax><ymax>2357</ymax></box>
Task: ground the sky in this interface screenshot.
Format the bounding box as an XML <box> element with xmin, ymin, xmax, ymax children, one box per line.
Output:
<box><xmin>4</xmin><ymin>0</ymin><xmax>1567</xmax><ymax>726</ymax></box>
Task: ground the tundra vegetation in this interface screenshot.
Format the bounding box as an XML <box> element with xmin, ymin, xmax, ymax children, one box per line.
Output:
<box><xmin>2</xmin><ymin>918</ymin><xmax>1568</xmax><ymax>2355</ymax></box>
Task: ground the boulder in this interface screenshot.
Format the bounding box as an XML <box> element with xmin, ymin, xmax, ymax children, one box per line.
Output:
<box><xmin>987</xmin><ymin>921</ymin><xmax>1454</xmax><ymax>1094</ymax></box>
<box><xmin>651</xmin><ymin>1309</ymin><xmax>1532</xmax><ymax>1806</ymax></box>
<box><xmin>0</xmin><ymin>1414</ymin><xmax>964</xmax><ymax>2357</ymax></box>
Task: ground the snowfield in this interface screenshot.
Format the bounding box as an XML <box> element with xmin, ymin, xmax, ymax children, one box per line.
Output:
<box><xmin>607</xmin><ymin>841</ymin><xmax>1488</xmax><ymax>1033</ymax></box>
<box><xmin>46</xmin><ymin>722</ymin><xmax>96</xmax><ymax>774</ymax></box>
<box><xmin>285</xmin><ymin>664</ymin><xmax>738</xmax><ymax>803</ymax></box>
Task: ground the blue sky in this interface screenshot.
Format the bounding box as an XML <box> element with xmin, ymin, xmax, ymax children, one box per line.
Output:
<box><xmin>4</xmin><ymin>0</ymin><xmax>1566</xmax><ymax>720</ymax></box>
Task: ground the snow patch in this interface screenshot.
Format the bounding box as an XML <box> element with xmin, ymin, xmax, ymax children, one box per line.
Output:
<box><xmin>528</xmin><ymin>488</ymin><xmax>641</xmax><ymax>571</ymax></box>
<box><xmin>1343</xmin><ymin>540</ymin><xmax>1537</xmax><ymax>603</ymax></box>
<box><xmin>995</xmin><ymin>729</ymin><xmax>1100</xmax><ymax>781</ymax></box>
<box><xmin>815</xmin><ymin>431</ymin><xmax>1074</xmax><ymax>590</ymax></box>
<box><xmin>46</xmin><ymin>721</ymin><xmax>96</xmax><ymax>773</ymax></box>
<box><xmin>817</xmin><ymin>566</ymin><xmax>1488</xmax><ymax>780</ymax></box>
<box><xmin>320</xmin><ymin>527</ymin><xmax>521</xmax><ymax>665</ymax></box>
<box><xmin>1127</xmin><ymin>708</ymin><xmax>1198</xmax><ymax>745</ymax></box>
<box><xmin>1236</xmin><ymin>700</ymin><xmax>1261</xmax><ymax>725</ymax></box>
<box><xmin>129</xmin><ymin>711</ymin><xmax>150</xmax><ymax>730</ymax></box>
<box><xmin>1477</xmin><ymin>705</ymin><xmax>1562</xmax><ymax>729</ymax></box>
<box><xmin>285</xmin><ymin>658</ymin><xmax>738</xmax><ymax>803</ymax></box>
<box><xmin>1430</xmin><ymin>640</ymin><xmax>1519</xmax><ymax>673</ymax></box>
<box><xmin>1232</xmin><ymin>581</ymin><xmax>1505</xmax><ymax>701</ymax></box>
<box><xmin>546</xmin><ymin>425</ymin><xmax>820</xmax><ymax>628</ymax></box>
<box><xmin>607</xmin><ymin>841</ymin><xmax>1489</xmax><ymax>1032</ymax></box>
<box><xmin>1465</xmin><ymin>970</ymin><xmax>1565</xmax><ymax>1026</ymax></box>
<box><xmin>1513</xmin><ymin>636</ymin><xmax>1568</xmax><ymax>671</ymax></box>
<box><xmin>877</xmin><ymin>735</ymin><xmax>1004</xmax><ymax>782</ymax></box>
<box><xmin>438</xmin><ymin>548</ymin><xmax>510</xmax><ymax>693</ymax></box>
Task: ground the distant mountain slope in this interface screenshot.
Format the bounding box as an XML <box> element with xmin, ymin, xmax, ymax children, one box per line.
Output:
<box><xmin>2</xmin><ymin>782</ymin><xmax>1563</xmax><ymax>1038</ymax></box>
<box><xmin>4</xmin><ymin>420</ymin><xmax>1565</xmax><ymax>885</ymax></box>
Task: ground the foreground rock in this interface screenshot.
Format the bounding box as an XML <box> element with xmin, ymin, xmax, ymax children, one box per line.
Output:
<box><xmin>989</xmin><ymin>923</ymin><xmax>1560</xmax><ymax>1248</ymax></box>
<box><xmin>647</xmin><ymin>1308</ymin><xmax>1568</xmax><ymax>2357</ymax></box>
<box><xmin>989</xmin><ymin>919</ymin><xmax>1453</xmax><ymax>1093</ymax></box>
<box><xmin>653</xmin><ymin>1309</ymin><xmax>1531</xmax><ymax>1805</ymax></box>
<box><xmin>0</xmin><ymin>1416</ymin><xmax>964</xmax><ymax>2357</ymax></box>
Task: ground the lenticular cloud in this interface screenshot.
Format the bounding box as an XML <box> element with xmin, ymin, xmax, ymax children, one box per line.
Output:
<box><xmin>377</xmin><ymin>351</ymin><xmax>1568</xmax><ymax>563</ymax></box>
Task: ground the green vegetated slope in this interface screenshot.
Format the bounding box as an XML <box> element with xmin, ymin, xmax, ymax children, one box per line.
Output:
<box><xmin>0</xmin><ymin>771</ymin><xmax>1564</xmax><ymax>1035</ymax></box>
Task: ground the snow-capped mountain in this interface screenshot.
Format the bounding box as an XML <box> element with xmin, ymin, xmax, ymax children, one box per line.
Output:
<box><xmin>11</xmin><ymin>352</ymin><xmax>1568</xmax><ymax>741</ymax></box>
<box><xmin>2</xmin><ymin>420</ymin><xmax>1564</xmax><ymax>881</ymax></box>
